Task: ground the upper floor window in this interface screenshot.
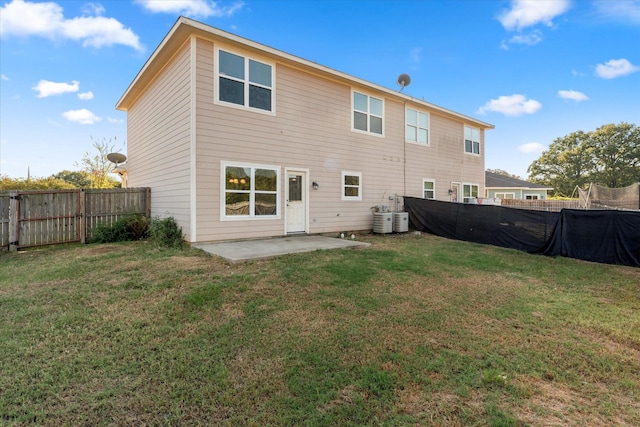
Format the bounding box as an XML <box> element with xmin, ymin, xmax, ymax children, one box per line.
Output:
<box><xmin>406</xmin><ymin>108</ymin><xmax>429</xmax><ymax>144</ymax></box>
<box><xmin>423</xmin><ymin>179</ymin><xmax>435</xmax><ymax>199</ymax></box>
<box><xmin>217</xmin><ymin>49</ymin><xmax>273</xmax><ymax>112</ymax></box>
<box><xmin>342</xmin><ymin>171</ymin><xmax>362</xmax><ymax>201</ymax></box>
<box><xmin>353</xmin><ymin>91</ymin><xmax>383</xmax><ymax>135</ymax></box>
<box><xmin>464</xmin><ymin>126</ymin><xmax>480</xmax><ymax>155</ymax></box>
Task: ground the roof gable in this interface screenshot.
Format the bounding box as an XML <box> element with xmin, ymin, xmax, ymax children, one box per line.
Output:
<box><xmin>485</xmin><ymin>171</ymin><xmax>552</xmax><ymax>190</ymax></box>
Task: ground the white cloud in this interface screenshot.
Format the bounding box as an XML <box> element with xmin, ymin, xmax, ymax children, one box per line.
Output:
<box><xmin>558</xmin><ymin>90</ymin><xmax>589</xmax><ymax>102</ymax></box>
<box><xmin>594</xmin><ymin>58</ymin><xmax>639</xmax><ymax>79</ymax></box>
<box><xmin>409</xmin><ymin>47</ymin><xmax>422</xmax><ymax>63</ymax></box>
<box><xmin>498</xmin><ymin>0</ymin><xmax>571</xmax><ymax>31</ymax></box>
<box><xmin>0</xmin><ymin>0</ymin><xmax>143</xmax><ymax>52</ymax></box>
<box><xmin>107</xmin><ymin>117</ymin><xmax>124</xmax><ymax>124</ymax></box>
<box><xmin>518</xmin><ymin>142</ymin><xmax>546</xmax><ymax>154</ymax></box>
<box><xmin>78</xmin><ymin>91</ymin><xmax>94</xmax><ymax>100</ymax></box>
<box><xmin>477</xmin><ymin>94</ymin><xmax>542</xmax><ymax>116</ymax></box>
<box><xmin>33</xmin><ymin>79</ymin><xmax>79</xmax><ymax>98</ymax></box>
<box><xmin>136</xmin><ymin>0</ymin><xmax>244</xmax><ymax>18</ymax></box>
<box><xmin>62</xmin><ymin>109</ymin><xmax>101</xmax><ymax>125</ymax></box>
<box><xmin>592</xmin><ymin>0</ymin><xmax>640</xmax><ymax>25</ymax></box>
<box><xmin>1</xmin><ymin>74</ymin><xmax>8</xmax><ymax>80</ymax></box>
<box><xmin>507</xmin><ymin>31</ymin><xmax>542</xmax><ymax>46</ymax></box>
<box><xmin>82</xmin><ymin>3</ymin><xmax>106</xmax><ymax>16</ymax></box>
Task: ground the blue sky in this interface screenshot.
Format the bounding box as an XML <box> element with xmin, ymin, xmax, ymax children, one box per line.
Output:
<box><xmin>1</xmin><ymin>0</ymin><xmax>639</xmax><ymax>180</ymax></box>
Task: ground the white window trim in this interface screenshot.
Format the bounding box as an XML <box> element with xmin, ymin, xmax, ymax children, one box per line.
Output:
<box><xmin>406</xmin><ymin>108</ymin><xmax>430</xmax><ymax>146</ymax></box>
<box><xmin>464</xmin><ymin>125</ymin><xmax>481</xmax><ymax>156</ymax></box>
<box><xmin>220</xmin><ymin>161</ymin><xmax>281</xmax><ymax>221</ymax></box>
<box><xmin>342</xmin><ymin>171</ymin><xmax>362</xmax><ymax>201</ymax></box>
<box><xmin>214</xmin><ymin>47</ymin><xmax>276</xmax><ymax>116</ymax></box>
<box><xmin>351</xmin><ymin>90</ymin><xmax>384</xmax><ymax>137</ymax></box>
<box><xmin>495</xmin><ymin>192</ymin><xmax>515</xmax><ymax>199</ymax></box>
<box><xmin>422</xmin><ymin>179</ymin><xmax>436</xmax><ymax>200</ymax></box>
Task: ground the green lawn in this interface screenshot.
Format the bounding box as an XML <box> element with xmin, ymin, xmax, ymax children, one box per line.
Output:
<box><xmin>1</xmin><ymin>234</ymin><xmax>638</xmax><ymax>426</ymax></box>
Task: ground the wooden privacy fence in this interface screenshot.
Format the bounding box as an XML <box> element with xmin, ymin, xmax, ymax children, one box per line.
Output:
<box><xmin>0</xmin><ymin>188</ymin><xmax>150</xmax><ymax>251</ymax></box>
<box><xmin>500</xmin><ymin>199</ymin><xmax>580</xmax><ymax>212</ymax></box>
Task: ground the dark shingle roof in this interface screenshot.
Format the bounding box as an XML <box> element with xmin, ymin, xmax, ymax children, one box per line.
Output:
<box><xmin>485</xmin><ymin>171</ymin><xmax>552</xmax><ymax>190</ymax></box>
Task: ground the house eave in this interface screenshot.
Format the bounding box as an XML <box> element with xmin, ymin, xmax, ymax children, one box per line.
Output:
<box><xmin>116</xmin><ymin>17</ymin><xmax>494</xmax><ymax>130</ymax></box>
<box><xmin>485</xmin><ymin>186</ymin><xmax>553</xmax><ymax>191</ymax></box>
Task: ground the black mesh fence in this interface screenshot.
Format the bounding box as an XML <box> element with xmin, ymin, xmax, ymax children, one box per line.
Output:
<box><xmin>405</xmin><ymin>197</ymin><xmax>640</xmax><ymax>268</ymax></box>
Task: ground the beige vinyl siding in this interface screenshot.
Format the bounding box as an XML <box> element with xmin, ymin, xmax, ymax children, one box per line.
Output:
<box><xmin>192</xmin><ymin>38</ymin><xmax>408</xmax><ymax>241</ymax></box>
<box><xmin>126</xmin><ymin>40</ymin><xmax>193</xmax><ymax>237</ymax></box>
<box><xmin>404</xmin><ymin>110</ymin><xmax>485</xmax><ymax>200</ymax></box>
<box><xmin>121</xmin><ymin>23</ymin><xmax>491</xmax><ymax>243</ymax></box>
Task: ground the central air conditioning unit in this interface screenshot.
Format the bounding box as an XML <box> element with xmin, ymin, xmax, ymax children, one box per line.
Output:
<box><xmin>373</xmin><ymin>212</ymin><xmax>393</xmax><ymax>234</ymax></box>
<box><xmin>393</xmin><ymin>212</ymin><xmax>409</xmax><ymax>233</ymax></box>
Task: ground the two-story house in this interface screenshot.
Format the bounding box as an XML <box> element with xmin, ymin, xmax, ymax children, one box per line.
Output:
<box><xmin>116</xmin><ymin>17</ymin><xmax>494</xmax><ymax>243</ymax></box>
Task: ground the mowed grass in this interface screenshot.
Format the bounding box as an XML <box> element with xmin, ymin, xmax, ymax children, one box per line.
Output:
<box><xmin>1</xmin><ymin>234</ymin><xmax>639</xmax><ymax>426</ymax></box>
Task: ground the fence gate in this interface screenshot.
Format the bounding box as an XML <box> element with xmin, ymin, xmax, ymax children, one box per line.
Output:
<box><xmin>10</xmin><ymin>190</ymin><xmax>81</xmax><ymax>250</ymax></box>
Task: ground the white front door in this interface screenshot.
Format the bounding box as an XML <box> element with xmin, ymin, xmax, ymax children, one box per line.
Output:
<box><xmin>286</xmin><ymin>171</ymin><xmax>307</xmax><ymax>234</ymax></box>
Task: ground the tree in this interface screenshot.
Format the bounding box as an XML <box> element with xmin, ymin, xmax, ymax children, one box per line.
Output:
<box><xmin>486</xmin><ymin>169</ymin><xmax>521</xmax><ymax>180</ymax></box>
<box><xmin>51</xmin><ymin>170</ymin><xmax>92</xmax><ymax>188</ymax></box>
<box><xmin>0</xmin><ymin>175</ymin><xmax>76</xmax><ymax>190</ymax></box>
<box><xmin>527</xmin><ymin>123</ymin><xmax>639</xmax><ymax>197</ymax></box>
<box><xmin>589</xmin><ymin>123</ymin><xmax>640</xmax><ymax>188</ymax></box>
<box><xmin>75</xmin><ymin>137</ymin><xmax>123</xmax><ymax>188</ymax></box>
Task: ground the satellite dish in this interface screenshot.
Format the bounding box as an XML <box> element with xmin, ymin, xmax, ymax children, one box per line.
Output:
<box><xmin>397</xmin><ymin>73</ymin><xmax>411</xmax><ymax>91</ymax></box>
<box><xmin>107</xmin><ymin>152</ymin><xmax>127</xmax><ymax>164</ymax></box>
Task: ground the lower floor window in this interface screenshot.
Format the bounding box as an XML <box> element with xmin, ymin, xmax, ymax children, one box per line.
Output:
<box><xmin>495</xmin><ymin>192</ymin><xmax>514</xmax><ymax>199</ymax></box>
<box><xmin>342</xmin><ymin>171</ymin><xmax>362</xmax><ymax>200</ymax></box>
<box><xmin>463</xmin><ymin>184</ymin><xmax>479</xmax><ymax>203</ymax></box>
<box><xmin>525</xmin><ymin>195</ymin><xmax>539</xmax><ymax>200</ymax></box>
<box><xmin>223</xmin><ymin>162</ymin><xmax>279</xmax><ymax>218</ymax></box>
<box><xmin>423</xmin><ymin>179</ymin><xmax>435</xmax><ymax>199</ymax></box>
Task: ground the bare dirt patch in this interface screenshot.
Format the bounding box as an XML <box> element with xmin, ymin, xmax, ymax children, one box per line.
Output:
<box><xmin>512</xmin><ymin>375</ymin><xmax>634</xmax><ymax>427</ymax></box>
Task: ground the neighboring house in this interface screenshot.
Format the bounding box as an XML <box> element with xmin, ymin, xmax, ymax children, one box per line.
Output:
<box><xmin>116</xmin><ymin>17</ymin><xmax>494</xmax><ymax>243</ymax></box>
<box><xmin>485</xmin><ymin>171</ymin><xmax>552</xmax><ymax>200</ymax></box>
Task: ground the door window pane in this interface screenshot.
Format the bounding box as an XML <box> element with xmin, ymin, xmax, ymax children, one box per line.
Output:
<box><xmin>288</xmin><ymin>175</ymin><xmax>302</xmax><ymax>202</ymax></box>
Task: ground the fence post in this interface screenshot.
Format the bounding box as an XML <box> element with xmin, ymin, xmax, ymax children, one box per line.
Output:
<box><xmin>145</xmin><ymin>187</ymin><xmax>151</xmax><ymax>219</ymax></box>
<box><xmin>9</xmin><ymin>191</ymin><xmax>17</xmax><ymax>252</ymax></box>
<box><xmin>79</xmin><ymin>189</ymin><xmax>86</xmax><ymax>244</ymax></box>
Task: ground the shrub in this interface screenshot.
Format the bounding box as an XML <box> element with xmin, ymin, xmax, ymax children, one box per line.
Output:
<box><xmin>90</xmin><ymin>214</ymin><xmax>149</xmax><ymax>243</ymax></box>
<box><xmin>149</xmin><ymin>217</ymin><xmax>184</xmax><ymax>248</ymax></box>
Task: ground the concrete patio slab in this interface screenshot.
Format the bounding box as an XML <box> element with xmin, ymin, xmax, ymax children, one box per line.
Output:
<box><xmin>194</xmin><ymin>235</ymin><xmax>370</xmax><ymax>263</ymax></box>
